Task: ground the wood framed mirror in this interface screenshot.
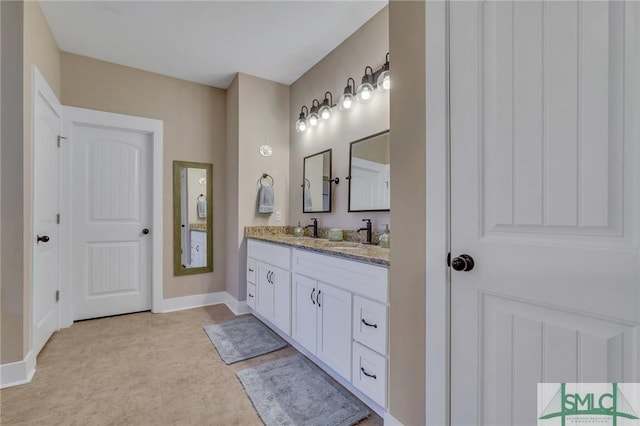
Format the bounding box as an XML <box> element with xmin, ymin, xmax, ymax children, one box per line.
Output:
<box><xmin>347</xmin><ymin>130</ymin><xmax>390</xmax><ymax>212</ymax></box>
<box><xmin>173</xmin><ymin>161</ymin><xmax>213</xmax><ymax>275</ymax></box>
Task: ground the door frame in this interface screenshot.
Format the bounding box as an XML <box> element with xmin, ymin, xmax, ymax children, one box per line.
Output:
<box><xmin>425</xmin><ymin>2</ymin><xmax>451</xmax><ymax>426</ymax></box>
<box><xmin>59</xmin><ymin>107</ymin><xmax>163</xmax><ymax>328</ymax></box>
<box><xmin>31</xmin><ymin>66</ymin><xmax>62</xmax><ymax>354</ymax></box>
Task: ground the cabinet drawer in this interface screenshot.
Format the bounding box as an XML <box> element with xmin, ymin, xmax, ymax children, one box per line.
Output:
<box><xmin>247</xmin><ymin>258</ymin><xmax>256</xmax><ymax>284</ymax></box>
<box><xmin>353</xmin><ymin>296</ymin><xmax>387</xmax><ymax>355</ymax></box>
<box><xmin>352</xmin><ymin>342</ymin><xmax>387</xmax><ymax>408</ymax></box>
<box><xmin>247</xmin><ymin>283</ymin><xmax>256</xmax><ymax>309</ymax></box>
<box><xmin>248</xmin><ymin>239</ymin><xmax>291</xmax><ymax>270</ymax></box>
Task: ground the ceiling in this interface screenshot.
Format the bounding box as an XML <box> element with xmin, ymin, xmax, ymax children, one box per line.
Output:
<box><xmin>39</xmin><ymin>1</ymin><xmax>387</xmax><ymax>89</ymax></box>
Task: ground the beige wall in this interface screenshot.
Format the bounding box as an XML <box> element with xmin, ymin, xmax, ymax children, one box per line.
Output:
<box><xmin>0</xmin><ymin>0</ymin><xmax>61</xmax><ymax>364</ymax></box>
<box><xmin>1</xmin><ymin>0</ymin><xmax>25</xmax><ymax>364</ymax></box>
<box><xmin>187</xmin><ymin>168</ymin><xmax>207</xmax><ymax>225</ymax></box>
<box><xmin>289</xmin><ymin>7</ymin><xmax>390</xmax><ymax>232</ymax></box>
<box><xmin>388</xmin><ymin>1</ymin><xmax>426</xmax><ymax>425</ymax></box>
<box><xmin>226</xmin><ymin>73</ymin><xmax>290</xmax><ymax>300</ymax></box>
<box><xmin>61</xmin><ymin>53</ymin><xmax>227</xmax><ymax>299</ymax></box>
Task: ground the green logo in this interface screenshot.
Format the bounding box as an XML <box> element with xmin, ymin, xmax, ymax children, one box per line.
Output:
<box><xmin>539</xmin><ymin>383</ymin><xmax>639</xmax><ymax>426</ymax></box>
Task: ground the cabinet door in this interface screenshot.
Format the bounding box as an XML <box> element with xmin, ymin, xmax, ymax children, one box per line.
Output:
<box><xmin>292</xmin><ymin>274</ymin><xmax>317</xmax><ymax>354</ymax></box>
<box><xmin>271</xmin><ymin>265</ymin><xmax>291</xmax><ymax>335</ymax></box>
<box><xmin>256</xmin><ymin>261</ymin><xmax>274</xmax><ymax>321</ymax></box>
<box><xmin>317</xmin><ymin>282</ymin><xmax>352</xmax><ymax>380</ymax></box>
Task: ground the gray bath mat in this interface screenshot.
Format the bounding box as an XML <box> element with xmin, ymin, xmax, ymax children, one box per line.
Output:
<box><xmin>203</xmin><ymin>316</ymin><xmax>286</xmax><ymax>364</ymax></box>
<box><xmin>237</xmin><ymin>354</ymin><xmax>370</xmax><ymax>426</ymax></box>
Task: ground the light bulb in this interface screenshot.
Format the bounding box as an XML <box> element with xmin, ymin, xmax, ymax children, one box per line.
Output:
<box><xmin>296</xmin><ymin>118</ymin><xmax>307</xmax><ymax>132</ymax></box>
<box><xmin>319</xmin><ymin>105</ymin><xmax>331</xmax><ymax>120</ymax></box>
<box><xmin>339</xmin><ymin>93</ymin><xmax>354</xmax><ymax>111</ymax></box>
<box><xmin>342</xmin><ymin>98</ymin><xmax>352</xmax><ymax>109</ymax></box>
<box><xmin>357</xmin><ymin>82</ymin><xmax>374</xmax><ymax>103</ymax></box>
<box><xmin>308</xmin><ymin>113</ymin><xmax>319</xmax><ymax>127</ymax></box>
<box><xmin>377</xmin><ymin>70</ymin><xmax>390</xmax><ymax>91</ymax></box>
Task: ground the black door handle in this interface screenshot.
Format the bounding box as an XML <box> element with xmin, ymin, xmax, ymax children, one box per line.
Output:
<box><xmin>142</xmin><ymin>228</ymin><xmax>150</xmax><ymax>235</ymax></box>
<box><xmin>36</xmin><ymin>235</ymin><xmax>50</xmax><ymax>244</ymax></box>
<box><xmin>317</xmin><ymin>290</ymin><xmax>321</xmax><ymax>308</ymax></box>
<box><xmin>451</xmin><ymin>254</ymin><xmax>474</xmax><ymax>272</ymax></box>
<box><xmin>311</xmin><ymin>288</ymin><xmax>316</xmax><ymax>305</ymax></box>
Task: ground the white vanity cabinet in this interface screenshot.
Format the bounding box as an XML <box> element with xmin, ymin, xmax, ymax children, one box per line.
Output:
<box><xmin>247</xmin><ymin>240</ymin><xmax>292</xmax><ymax>335</ymax></box>
<box><xmin>292</xmin><ymin>248</ymin><xmax>389</xmax><ymax>409</ymax></box>
<box><xmin>292</xmin><ymin>274</ymin><xmax>353</xmax><ymax>379</ymax></box>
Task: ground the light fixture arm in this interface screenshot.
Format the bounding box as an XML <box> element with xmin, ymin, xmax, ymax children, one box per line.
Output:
<box><xmin>324</xmin><ymin>91</ymin><xmax>333</xmax><ymax>106</ymax></box>
<box><xmin>361</xmin><ymin>66</ymin><xmax>374</xmax><ymax>85</ymax></box>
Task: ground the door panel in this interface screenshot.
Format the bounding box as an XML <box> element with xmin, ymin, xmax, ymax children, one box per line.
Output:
<box><xmin>32</xmin><ymin>78</ymin><xmax>61</xmax><ymax>356</ymax></box>
<box><xmin>292</xmin><ymin>274</ymin><xmax>317</xmax><ymax>354</ymax></box>
<box><xmin>71</xmin><ymin>124</ymin><xmax>152</xmax><ymax>320</ymax></box>
<box><xmin>450</xmin><ymin>2</ymin><xmax>640</xmax><ymax>425</ymax></box>
<box><xmin>317</xmin><ymin>282</ymin><xmax>352</xmax><ymax>380</ymax></box>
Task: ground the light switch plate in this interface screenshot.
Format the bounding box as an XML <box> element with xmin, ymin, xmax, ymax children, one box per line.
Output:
<box><xmin>275</xmin><ymin>211</ymin><xmax>282</xmax><ymax>222</ymax></box>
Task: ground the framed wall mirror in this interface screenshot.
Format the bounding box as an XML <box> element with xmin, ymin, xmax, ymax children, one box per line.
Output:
<box><xmin>348</xmin><ymin>130</ymin><xmax>390</xmax><ymax>212</ymax></box>
<box><xmin>303</xmin><ymin>149</ymin><xmax>334</xmax><ymax>213</ymax></box>
<box><xmin>173</xmin><ymin>161</ymin><xmax>213</xmax><ymax>275</ymax></box>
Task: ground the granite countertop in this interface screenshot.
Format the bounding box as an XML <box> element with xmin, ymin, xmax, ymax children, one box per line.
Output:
<box><xmin>245</xmin><ymin>227</ymin><xmax>389</xmax><ymax>267</ymax></box>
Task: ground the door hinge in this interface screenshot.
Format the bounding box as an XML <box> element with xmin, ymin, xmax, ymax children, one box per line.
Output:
<box><xmin>55</xmin><ymin>290</ymin><xmax>60</xmax><ymax>302</ymax></box>
<box><xmin>57</xmin><ymin>135</ymin><xmax>67</xmax><ymax>147</ymax></box>
<box><xmin>447</xmin><ymin>252</ymin><xmax>451</xmax><ymax>267</ymax></box>
<box><xmin>56</xmin><ymin>213</ymin><xmax>60</xmax><ymax>224</ymax></box>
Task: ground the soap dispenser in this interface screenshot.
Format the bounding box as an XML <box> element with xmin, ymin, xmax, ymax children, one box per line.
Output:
<box><xmin>293</xmin><ymin>221</ymin><xmax>304</xmax><ymax>237</ymax></box>
<box><xmin>378</xmin><ymin>224</ymin><xmax>390</xmax><ymax>248</ymax></box>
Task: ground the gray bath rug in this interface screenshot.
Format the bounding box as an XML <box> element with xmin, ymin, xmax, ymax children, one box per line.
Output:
<box><xmin>203</xmin><ymin>316</ymin><xmax>286</xmax><ymax>364</ymax></box>
<box><xmin>237</xmin><ymin>354</ymin><xmax>370</xmax><ymax>426</ymax></box>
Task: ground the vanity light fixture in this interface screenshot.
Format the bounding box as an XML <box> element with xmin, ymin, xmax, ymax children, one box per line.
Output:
<box><xmin>339</xmin><ymin>78</ymin><xmax>356</xmax><ymax>111</ymax></box>
<box><xmin>295</xmin><ymin>106</ymin><xmax>308</xmax><ymax>133</ymax></box>
<box><xmin>293</xmin><ymin>53</ymin><xmax>390</xmax><ymax>132</ymax></box>
<box><xmin>318</xmin><ymin>92</ymin><xmax>334</xmax><ymax>120</ymax></box>
<box><xmin>308</xmin><ymin>99</ymin><xmax>320</xmax><ymax>127</ymax></box>
<box><xmin>356</xmin><ymin>66</ymin><xmax>375</xmax><ymax>103</ymax></box>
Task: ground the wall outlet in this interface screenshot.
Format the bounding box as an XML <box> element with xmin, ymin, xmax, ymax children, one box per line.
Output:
<box><xmin>274</xmin><ymin>211</ymin><xmax>282</xmax><ymax>222</ymax></box>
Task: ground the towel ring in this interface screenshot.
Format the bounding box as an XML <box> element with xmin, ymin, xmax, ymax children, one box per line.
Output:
<box><xmin>259</xmin><ymin>173</ymin><xmax>274</xmax><ymax>186</ymax></box>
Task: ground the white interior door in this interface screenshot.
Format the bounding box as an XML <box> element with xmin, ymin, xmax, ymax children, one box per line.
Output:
<box><xmin>450</xmin><ymin>2</ymin><xmax>640</xmax><ymax>425</ymax></box>
<box><xmin>67</xmin><ymin>112</ymin><xmax>152</xmax><ymax>321</ymax></box>
<box><xmin>32</xmin><ymin>69</ymin><xmax>62</xmax><ymax>355</ymax></box>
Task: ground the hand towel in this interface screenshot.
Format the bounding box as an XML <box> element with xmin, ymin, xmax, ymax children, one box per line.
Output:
<box><xmin>197</xmin><ymin>198</ymin><xmax>207</xmax><ymax>218</ymax></box>
<box><xmin>259</xmin><ymin>185</ymin><xmax>275</xmax><ymax>214</ymax></box>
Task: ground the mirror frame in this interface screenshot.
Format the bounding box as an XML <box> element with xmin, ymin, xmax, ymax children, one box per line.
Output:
<box><xmin>302</xmin><ymin>149</ymin><xmax>333</xmax><ymax>213</ymax></box>
<box><xmin>173</xmin><ymin>161</ymin><xmax>213</xmax><ymax>275</ymax></box>
<box><xmin>347</xmin><ymin>130</ymin><xmax>391</xmax><ymax>212</ymax></box>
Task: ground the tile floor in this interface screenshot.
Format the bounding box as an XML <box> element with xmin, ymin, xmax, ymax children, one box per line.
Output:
<box><xmin>0</xmin><ymin>305</ymin><xmax>383</xmax><ymax>425</ymax></box>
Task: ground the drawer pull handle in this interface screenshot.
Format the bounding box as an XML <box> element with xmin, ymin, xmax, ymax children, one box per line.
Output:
<box><xmin>311</xmin><ymin>288</ymin><xmax>316</xmax><ymax>305</ymax></box>
<box><xmin>249</xmin><ymin>268</ymin><xmax>254</xmax><ymax>272</ymax></box>
<box><xmin>361</xmin><ymin>367</ymin><xmax>377</xmax><ymax>380</ymax></box>
<box><xmin>361</xmin><ymin>319</ymin><xmax>378</xmax><ymax>328</ymax></box>
<box><xmin>248</xmin><ymin>294</ymin><xmax>254</xmax><ymax>298</ymax></box>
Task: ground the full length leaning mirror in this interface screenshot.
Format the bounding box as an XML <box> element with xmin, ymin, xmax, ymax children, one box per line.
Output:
<box><xmin>173</xmin><ymin>161</ymin><xmax>213</xmax><ymax>275</ymax></box>
<box><xmin>303</xmin><ymin>149</ymin><xmax>334</xmax><ymax>213</ymax></box>
<box><xmin>348</xmin><ymin>130</ymin><xmax>390</xmax><ymax>212</ymax></box>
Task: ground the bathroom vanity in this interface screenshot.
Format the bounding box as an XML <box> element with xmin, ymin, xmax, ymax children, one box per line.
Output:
<box><xmin>246</xmin><ymin>234</ymin><xmax>389</xmax><ymax>415</ymax></box>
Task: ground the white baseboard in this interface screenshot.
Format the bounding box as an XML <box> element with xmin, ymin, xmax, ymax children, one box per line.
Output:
<box><xmin>383</xmin><ymin>412</ymin><xmax>405</xmax><ymax>426</ymax></box>
<box><xmin>160</xmin><ymin>291</ymin><xmax>227</xmax><ymax>313</ymax></box>
<box><xmin>160</xmin><ymin>291</ymin><xmax>251</xmax><ymax>316</ymax></box>
<box><xmin>0</xmin><ymin>351</ymin><xmax>36</xmax><ymax>389</ymax></box>
<box><xmin>224</xmin><ymin>293</ymin><xmax>252</xmax><ymax>316</ymax></box>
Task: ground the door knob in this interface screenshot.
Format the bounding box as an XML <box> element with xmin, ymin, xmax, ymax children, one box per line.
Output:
<box><xmin>36</xmin><ymin>235</ymin><xmax>50</xmax><ymax>244</ymax></box>
<box><xmin>142</xmin><ymin>228</ymin><xmax>150</xmax><ymax>235</ymax></box>
<box><xmin>451</xmin><ymin>254</ymin><xmax>474</xmax><ymax>272</ymax></box>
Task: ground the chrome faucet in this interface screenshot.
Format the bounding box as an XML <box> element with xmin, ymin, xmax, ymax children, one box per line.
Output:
<box><xmin>358</xmin><ymin>218</ymin><xmax>373</xmax><ymax>244</ymax></box>
<box><xmin>306</xmin><ymin>217</ymin><xmax>318</xmax><ymax>238</ymax></box>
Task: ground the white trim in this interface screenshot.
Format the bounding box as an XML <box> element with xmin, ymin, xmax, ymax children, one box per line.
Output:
<box><xmin>383</xmin><ymin>412</ymin><xmax>405</xmax><ymax>426</ymax></box>
<box><xmin>425</xmin><ymin>1</ymin><xmax>451</xmax><ymax>426</ymax></box>
<box><xmin>0</xmin><ymin>351</ymin><xmax>36</xmax><ymax>389</ymax></box>
<box><xmin>224</xmin><ymin>293</ymin><xmax>252</xmax><ymax>316</ymax></box>
<box><xmin>160</xmin><ymin>291</ymin><xmax>227</xmax><ymax>313</ymax></box>
<box><xmin>59</xmin><ymin>106</ymin><xmax>163</xmax><ymax>324</ymax></box>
